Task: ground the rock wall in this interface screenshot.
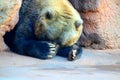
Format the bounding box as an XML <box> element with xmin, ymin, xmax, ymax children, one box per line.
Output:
<box><xmin>69</xmin><ymin>0</ymin><xmax>120</xmax><ymax>49</ymax></box>
<box><xmin>0</xmin><ymin>0</ymin><xmax>22</xmax><ymax>51</ymax></box>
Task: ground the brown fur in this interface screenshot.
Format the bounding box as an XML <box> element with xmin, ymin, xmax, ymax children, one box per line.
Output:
<box><xmin>34</xmin><ymin>0</ymin><xmax>83</xmax><ymax>46</ymax></box>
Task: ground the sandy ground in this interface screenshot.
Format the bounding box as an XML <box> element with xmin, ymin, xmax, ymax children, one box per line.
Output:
<box><xmin>0</xmin><ymin>49</ymin><xmax>120</xmax><ymax>80</ymax></box>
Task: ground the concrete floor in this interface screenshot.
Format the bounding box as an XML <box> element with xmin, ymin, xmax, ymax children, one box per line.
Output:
<box><xmin>0</xmin><ymin>49</ymin><xmax>120</xmax><ymax>80</ymax></box>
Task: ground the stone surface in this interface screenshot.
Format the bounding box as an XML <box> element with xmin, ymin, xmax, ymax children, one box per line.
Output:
<box><xmin>0</xmin><ymin>36</ymin><xmax>8</xmax><ymax>52</ymax></box>
<box><xmin>0</xmin><ymin>0</ymin><xmax>22</xmax><ymax>51</ymax></box>
<box><xmin>69</xmin><ymin>0</ymin><xmax>120</xmax><ymax>49</ymax></box>
<box><xmin>0</xmin><ymin>49</ymin><xmax>120</xmax><ymax>80</ymax></box>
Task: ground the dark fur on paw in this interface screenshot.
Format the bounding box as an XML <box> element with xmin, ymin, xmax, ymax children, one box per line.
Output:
<box><xmin>68</xmin><ymin>45</ymin><xmax>82</xmax><ymax>61</ymax></box>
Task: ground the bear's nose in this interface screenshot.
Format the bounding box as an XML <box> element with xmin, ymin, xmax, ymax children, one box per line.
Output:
<box><xmin>75</xmin><ymin>20</ymin><xmax>83</xmax><ymax>29</ymax></box>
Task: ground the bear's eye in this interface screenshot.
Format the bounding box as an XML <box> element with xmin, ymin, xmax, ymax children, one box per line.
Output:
<box><xmin>45</xmin><ymin>12</ymin><xmax>53</xmax><ymax>20</ymax></box>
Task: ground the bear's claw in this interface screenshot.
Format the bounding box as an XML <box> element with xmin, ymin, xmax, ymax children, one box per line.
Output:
<box><xmin>68</xmin><ymin>49</ymin><xmax>78</xmax><ymax>61</ymax></box>
<box><xmin>68</xmin><ymin>45</ymin><xmax>82</xmax><ymax>61</ymax></box>
<box><xmin>47</xmin><ymin>43</ymin><xmax>59</xmax><ymax>59</ymax></box>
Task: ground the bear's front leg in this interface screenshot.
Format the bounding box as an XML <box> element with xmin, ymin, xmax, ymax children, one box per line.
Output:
<box><xmin>57</xmin><ymin>44</ymin><xmax>82</xmax><ymax>61</ymax></box>
<box><xmin>30</xmin><ymin>41</ymin><xmax>58</xmax><ymax>59</ymax></box>
<box><xmin>15</xmin><ymin>40</ymin><xmax>58</xmax><ymax>59</ymax></box>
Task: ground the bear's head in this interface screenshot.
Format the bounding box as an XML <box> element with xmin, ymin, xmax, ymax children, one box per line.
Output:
<box><xmin>34</xmin><ymin>0</ymin><xmax>83</xmax><ymax>47</ymax></box>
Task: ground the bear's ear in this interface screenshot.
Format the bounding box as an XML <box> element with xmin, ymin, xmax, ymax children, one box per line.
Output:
<box><xmin>74</xmin><ymin>20</ymin><xmax>82</xmax><ymax>29</ymax></box>
<box><xmin>45</xmin><ymin>11</ymin><xmax>53</xmax><ymax>20</ymax></box>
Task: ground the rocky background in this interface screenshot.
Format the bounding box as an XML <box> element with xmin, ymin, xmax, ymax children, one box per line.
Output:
<box><xmin>0</xmin><ymin>0</ymin><xmax>22</xmax><ymax>51</ymax></box>
<box><xmin>69</xmin><ymin>0</ymin><xmax>120</xmax><ymax>49</ymax></box>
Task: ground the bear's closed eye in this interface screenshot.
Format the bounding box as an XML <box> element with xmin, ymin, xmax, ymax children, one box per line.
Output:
<box><xmin>45</xmin><ymin>11</ymin><xmax>53</xmax><ymax>20</ymax></box>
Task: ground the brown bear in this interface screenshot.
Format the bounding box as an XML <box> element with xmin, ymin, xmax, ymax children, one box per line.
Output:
<box><xmin>4</xmin><ymin>0</ymin><xmax>83</xmax><ymax>61</ymax></box>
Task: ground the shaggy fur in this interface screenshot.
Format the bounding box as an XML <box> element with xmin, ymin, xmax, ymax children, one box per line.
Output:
<box><xmin>4</xmin><ymin>0</ymin><xmax>83</xmax><ymax>61</ymax></box>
